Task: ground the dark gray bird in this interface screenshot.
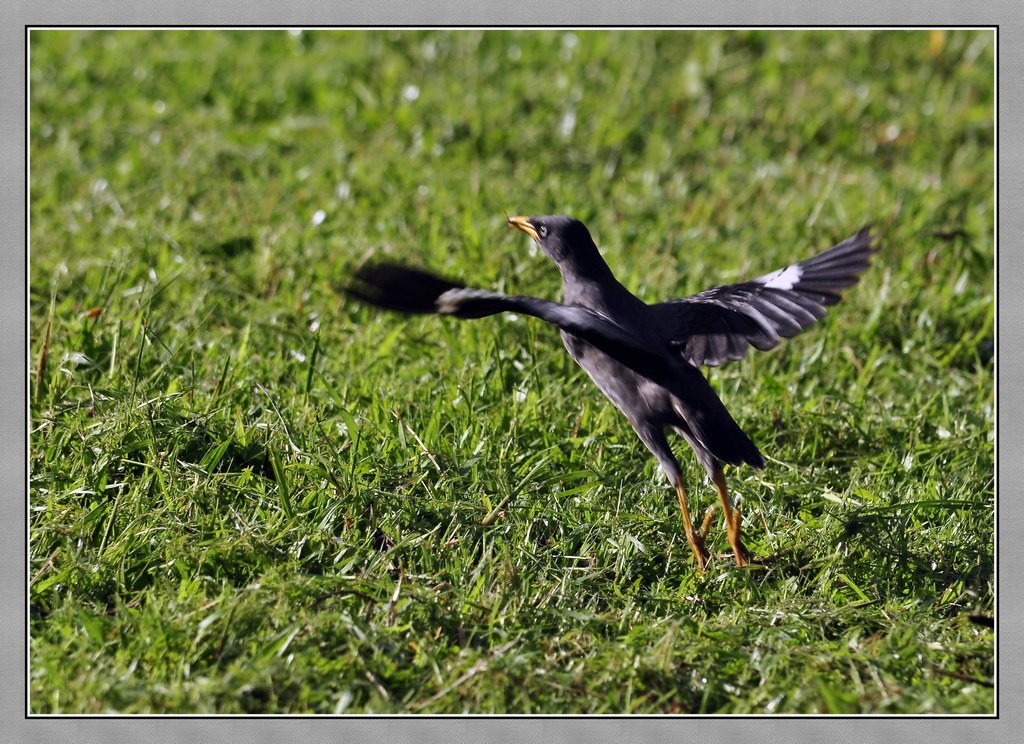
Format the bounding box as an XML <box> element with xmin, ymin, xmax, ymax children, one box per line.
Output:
<box><xmin>347</xmin><ymin>215</ymin><xmax>876</xmax><ymax>571</ymax></box>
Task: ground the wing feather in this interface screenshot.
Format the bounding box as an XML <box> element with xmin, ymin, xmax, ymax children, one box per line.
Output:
<box><xmin>347</xmin><ymin>262</ymin><xmax>672</xmax><ymax>379</ymax></box>
<box><xmin>654</xmin><ymin>227</ymin><xmax>876</xmax><ymax>367</ymax></box>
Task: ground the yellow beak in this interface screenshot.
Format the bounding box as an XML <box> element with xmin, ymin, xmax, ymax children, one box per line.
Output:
<box><xmin>507</xmin><ymin>215</ymin><xmax>539</xmax><ymax>240</ymax></box>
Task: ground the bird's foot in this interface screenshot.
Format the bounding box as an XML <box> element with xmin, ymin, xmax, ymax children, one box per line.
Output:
<box><xmin>699</xmin><ymin>504</ymin><xmax>719</xmax><ymax>539</ymax></box>
<box><xmin>727</xmin><ymin>507</ymin><xmax>750</xmax><ymax>567</ymax></box>
<box><xmin>684</xmin><ymin>527</ymin><xmax>711</xmax><ymax>574</ymax></box>
<box><xmin>699</xmin><ymin>502</ymin><xmax>751</xmax><ymax>566</ymax></box>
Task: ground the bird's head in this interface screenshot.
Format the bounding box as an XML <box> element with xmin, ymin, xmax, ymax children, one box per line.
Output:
<box><xmin>507</xmin><ymin>214</ymin><xmax>601</xmax><ymax>268</ymax></box>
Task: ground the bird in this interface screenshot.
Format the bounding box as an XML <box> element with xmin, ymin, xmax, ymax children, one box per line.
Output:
<box><xmin>347</xmin><ymin>215</ymin><xmax>876</xmax><ymax>571</ymax></box>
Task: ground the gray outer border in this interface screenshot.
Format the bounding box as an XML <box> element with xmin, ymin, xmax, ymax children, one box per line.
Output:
<box><xmin>15</xmin><ymin>2</ymin><xmax>1014</xmax><ymax>742</ymax></box>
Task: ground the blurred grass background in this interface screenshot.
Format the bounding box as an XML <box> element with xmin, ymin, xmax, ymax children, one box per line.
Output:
<box><xmin>30</xmin><ymin>29</ymin><xmax>993</xmax><ymax>713</ymax></box>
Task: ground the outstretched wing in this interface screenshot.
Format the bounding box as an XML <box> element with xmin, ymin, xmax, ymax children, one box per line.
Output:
<box><xmin>651</xmin><ymin>227</ymin><xmax>877</xmax><ymax>367</ymax></box>
<box><xmin>347</xmin><ymin>262</ymin><xmax>672</xmax><ymax>379</ymax></box>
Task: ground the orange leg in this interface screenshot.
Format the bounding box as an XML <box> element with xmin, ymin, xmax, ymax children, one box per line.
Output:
<box><xmin>712</xmin><ymin>467</ymin><xmax>749</xmax><ymax>566</ymax></box>
<box><xmin>674</xmin><ymin>477</ymin><xmax>710</xmax><ymax>573</ymax></box>
<box><xmin>700</xmin><ymin>504</ymin><xmax>719</xmax><ymax>539</ymax></box>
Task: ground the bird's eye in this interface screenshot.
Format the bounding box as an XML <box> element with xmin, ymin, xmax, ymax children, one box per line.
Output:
<box><xmin>539</xmin><ymin>225</ymin><xmax>548</xmax><ymax>237</ymax></box>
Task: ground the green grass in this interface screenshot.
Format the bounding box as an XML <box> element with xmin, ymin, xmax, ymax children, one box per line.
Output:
<box><xmin>29</xmin><ymin>29</ymin><xmax>994</xmax><ymax>714</ymax></box>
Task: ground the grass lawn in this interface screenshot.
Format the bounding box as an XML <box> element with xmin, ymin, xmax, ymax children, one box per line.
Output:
<box><xmin>29</xmin><ymin>29</ymin><xmax>994</xmax><ymax>714</ymax></box>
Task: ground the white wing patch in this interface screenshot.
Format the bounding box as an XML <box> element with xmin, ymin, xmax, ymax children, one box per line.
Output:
<box><xmin>756</xmin><ymin>264</ymin><xmax>802</xmax><ymax>291</ymax></box>
<box><xmin>436</xmin><ymin>287</ymin><xmax>501</xmax><ymax>314</ymax></box>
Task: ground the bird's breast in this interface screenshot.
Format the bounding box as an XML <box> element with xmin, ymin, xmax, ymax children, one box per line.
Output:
<box><xmin>560</xmin><ymin>330</ymin><xmax>671</xmax><ymax>424</ymax></box>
